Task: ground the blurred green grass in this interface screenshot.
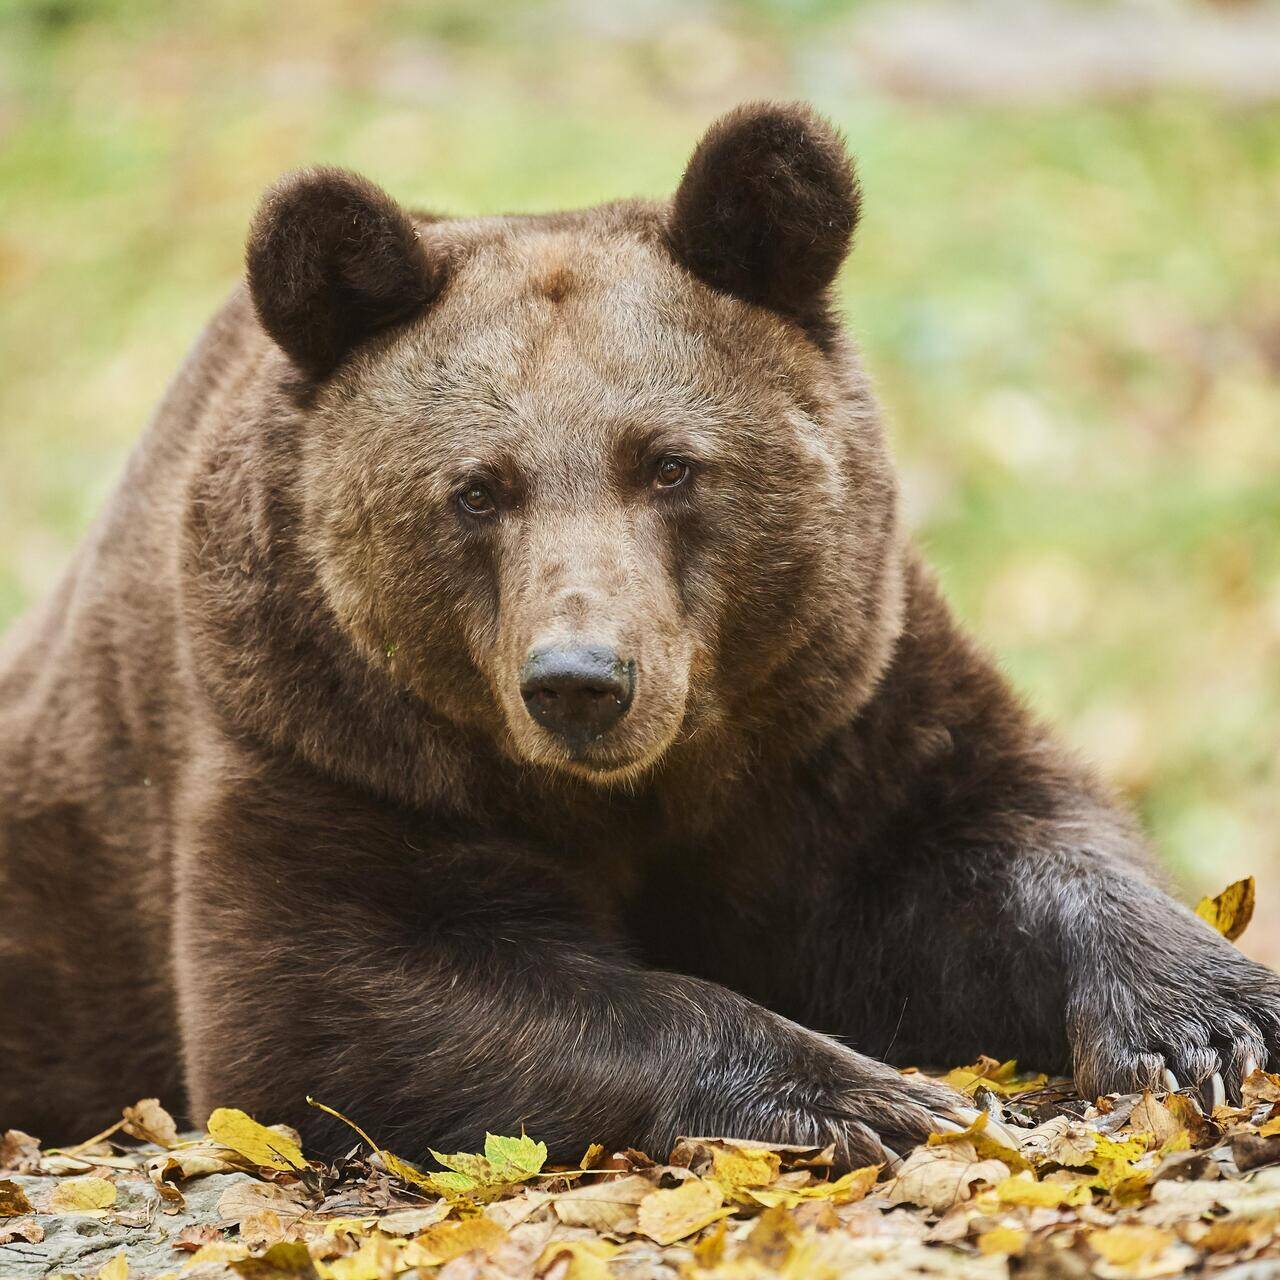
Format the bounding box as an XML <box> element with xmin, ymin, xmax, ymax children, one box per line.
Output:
<box><xmin>2</xmin><ymin>1</ymin><xmax>1278</xmax><ymax>957</ymax></box>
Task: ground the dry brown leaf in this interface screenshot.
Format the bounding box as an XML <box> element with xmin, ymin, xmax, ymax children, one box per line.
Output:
<box><xmin>122</xmin><ymin>1098</ymin><xmax>179</xmax><ymax>1149</ymax></box>
<box><xmin>1195</xmin><ymin>876</ymin><xmax>1255</xmax><ymax>941</ymax></box>
<box><xmin>1244</xmin><ymin>1070</ymin><xmax>1280</xmax><ymax>1107</ymax></box>
<box><xmin>0</xmin><ymin>1217</ymin><xmax>43</xmax><ymax>1245</ymax></box>
<box><xmin>1127</xmin><ymin>1092</ymin><xmax>1185</xmax><ymax>1149</ymax></box>
<box><xmin>882</xmin><ymin>1144</ymin><xmax>1010</xmax><ymax>1212</ymax></box>
<box><xmin>0</xmin><ymin>1177</ymin><xmax>33</xmax><ymax>1215</ymax></box>
<box><xmin>174</xmin><ymin>1222</ymin><xmax>226</xmax><ymax>1252</ymax></box>
<box><xmin>217</xmin><ymin>1179</ymin><xmax>307</xmax><ymax>1227</ymax></box>
<box><xmin>552</xmin><ymin>1173</ymin><xmax>651</xmax><ymax>1233</ymax></box>
<box><xmin>372</xmin><ymin>1204</ymin><xmax>452</xmax><ymax>1236</ymax></box>
<box><xmin>636</xmin><ymin>1178</ymin><xmax>730</xmax><ymax>1244</ymax></box>
<box><xmin>0</xmin><ymin>1130</ymin><xmax>40</xmax><ymax>1173</ymax></box>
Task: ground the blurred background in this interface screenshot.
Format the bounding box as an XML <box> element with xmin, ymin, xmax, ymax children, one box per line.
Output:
<box><xmin>1</xmin><ymin>0</ymin><xmax>1278</xmax><ymax>959</ymax></box>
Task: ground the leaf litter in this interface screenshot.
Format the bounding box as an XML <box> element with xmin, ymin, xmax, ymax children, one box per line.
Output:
<box><xmin>4</xmin><ymin>881</ymin><xmax>1280</xmax><ymax>1278</ymax></box>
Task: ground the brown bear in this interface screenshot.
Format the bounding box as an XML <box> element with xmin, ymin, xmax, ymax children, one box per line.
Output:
<box><xmin>1</xmin><ymin>103</ymin><xmax>1276</xmax><ymax>1166</ymax></box>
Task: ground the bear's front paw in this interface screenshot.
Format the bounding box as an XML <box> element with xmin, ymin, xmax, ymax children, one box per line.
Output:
<box><xmin>718</xmin><ymin>1047</ymin><xmax>1013</xmax><ymax>1170</ymax></box>
<box><xmin>1070</xmin><ymin>940</ymin><xmax>1280</xmax><ymax>1108</ymax></box>
<box><xmin>824</xmin><ymin>1064</ymin><xmax>1013</xmax><ymax>1169</ymax></box>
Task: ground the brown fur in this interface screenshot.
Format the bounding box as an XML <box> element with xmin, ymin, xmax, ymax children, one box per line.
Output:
<box><xmin>2</xmin><ymin>103</ymin><xmax>1277</xmax><ymax>1165</ymax></box>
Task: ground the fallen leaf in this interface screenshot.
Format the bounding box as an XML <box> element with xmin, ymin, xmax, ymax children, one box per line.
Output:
<box><xmin>709</xmin><ymin>1144</ymin><xmax>781</xmax><ymax>1197</ymax></box>
<box><xmin>882</xmin><ymin>1144</ymin><xmax>1009</xmax><ymax>1212</ymax></box>
<box><xmin>1088</xmin><ymin>1224</ymin><xmax>1194</xmax><ymax>1277</ymax></box>
<box><xmin>536</xmin><ymin>1238</ymin><xmax>618</xmax><ymax>1280</ymax></box>
<box><xmin>552</xmin><ymin>1173</ymin><xmax>651</xmax><ymax>1233</ymax></box>
<box><xmin>941</xmin><ymin>1056</ymin><xmax>1048</xmax><ymax>1097</ymax></box>
<box><xmin>0</xmin><ymin>1178</ymin><xmax>33</xmax><ymax>1215</ymax></box>
<box><xmin>1244</xmin><ymin>1070</ymin><xmax>1280</xmax><ymax>1107</ymax></box>
<box><xmin>1196</xmin><ymin>876</ymin><xmax>1255</xmax><ymax>941</ymax></box>
<box><xmin>745</xmin><ymin>1165</ymin><xmax>879</xmax><ymax>1208</ymax></box>
<box><xmin>742</xmin><ymin>1204</ymin><xmax>798</xmax><ymax>1267</ymax></box>
<box><xmin>636</xmin><ymin>1178</ymin><xmax>729</xmax><ymax>1244</ymax></box>
<box><xmin>50</xmin><ymin>1174</ymin><xmax>117</xmax><ymax>1211</ymax></box>
<box><xmin>96</xmin><ymin>1252</ymin><xmax>129</xmax><ymax>1280</ymax></box>
<box><xmin>0</xmin><ymin>1217</ymin><xmax>43</xmax><ymax>1244</ymax></box>
<box><xmin>174</xmin><ymin>1223</ymin><xmax>224</xmax><ymax>1252</ymax></box>
<box><xmin>977</xmin><ymin>1226</ymin><xmax>1027</xmax><ymax>1256</ymax></box>
<box><xmin>122</xmin><ymin>1098</ymin><xmax>179</xmax><ymax>1149</ymax></box>
<box><xmin>230</xmin><ymin>1240</ymin><xmax>319</xmax><ymax>1279</ymax></box>
<box><xmin>0</xmin><ymin>1131</ymin><xmax>40</xmax><ymax>1173</ymax></box>
<box><xmin>217</xmin><ymin>1179</ymin><xmax>307</xmax><ymax>1227</ymax></box>
<box><xmin>994</xmin><ymin>1172</ymin><xmax>1092</xmax><ymax>1207</ymax></box>
<box><xmin>1127</xmin><ymin>1093</ymin><xmax>1185</xmax><ymax>1149</ymax></box>
<box><xmin>404</xmin><ymin>1216</ymin><xmax>508</xmax><ymax>1266</ymax></box>
<box><xmin>207</xmin><ymin>1108</ymin><xmax>305</xmax><ymax>1172</ymax></box>
<box><xmin>928</xmin><ymin>1108</ymin><xmax>1030</xmax><ymax>1172</ymax></box>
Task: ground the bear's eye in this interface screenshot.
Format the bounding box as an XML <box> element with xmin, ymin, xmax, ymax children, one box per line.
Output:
<box><xmin>458</xmin><ymin>483</ymin><xmax>496</xmax><ymax>517</ymax></box>
<box><xmin>654</xmin><ymin>456</ymin><xmax>690</xmax><ymax>489</ymax></box>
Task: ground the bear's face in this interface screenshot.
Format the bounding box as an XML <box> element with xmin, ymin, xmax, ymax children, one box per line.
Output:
<box><xmin>247</xmin><ymin>104</ymin><xmax>903</xmax><ymax>787</ymax></box>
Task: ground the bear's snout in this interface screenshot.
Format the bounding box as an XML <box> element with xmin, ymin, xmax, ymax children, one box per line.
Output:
<box><xmin>519</xmin><ymin>645</ymin><xmax>635</xmax><ymax>751</ymax></box>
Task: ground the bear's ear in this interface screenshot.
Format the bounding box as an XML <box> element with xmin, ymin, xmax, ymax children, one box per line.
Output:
<box><xmin>667</xmin><ymin>103</ymin><xmax>859</xmax><ymax>340</ymax></box>
<box><xmin>246</xmin><ymin>167</ymin><xmax>444</xmax><ymax>379</ymax></box>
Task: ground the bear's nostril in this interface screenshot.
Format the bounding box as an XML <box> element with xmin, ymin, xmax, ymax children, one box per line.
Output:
<box><xmin>519</xmin><ymin>646</ymin><xmax>634</xmax><ymax>751</ymax></box>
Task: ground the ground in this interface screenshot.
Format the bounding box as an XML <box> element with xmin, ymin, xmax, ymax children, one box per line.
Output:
<box><xmin>8</xmin><ymin>1064</ymin><xmax>1280</xmax><ymax>1279</ymax></box>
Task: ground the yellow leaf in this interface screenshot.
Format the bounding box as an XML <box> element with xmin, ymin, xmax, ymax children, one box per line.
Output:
<box><xmin>1196</xmin><ymin>876</ymin><xmax>1255</xmax><ymax>941</ymax></box>
<box><xmin>206</xmin><ymin>1109</ymin><xmax>305</xmax><ymax>1172</ymax></box>
<box><xmin>96</xmin><ymin>1253</ymin><xmax>129</xmax><ymax>1280</ymax></box>
<box><xmin>1258</xmin><ymin>1115</ymin><xmax>1280</xmax><ymax>1137</ymax></box>
<box><xmin>995</xmin><ymin>1173</ymin><xmax>1091</xmax><ymax>1207</ymax></box>
<box><xmin>1093</xmin><ymin>1133</ymin><xmax>1147</xmax><ymax>1163</ymax></box>
<box><xmin>709</xmin><ymin>1145</ymin><xmax>781</xmax><ymax>1196</ymax></box>
<box><xmin>941</xmin><ymin>1056</ymin><xmax>1048</xmax><ymax>1097</ymax></box>
<box><xmin>537</xmin><ymin>1239</ymin><xmax>618</xmax><ymax>1280</ymax></box>
<box><xmin>187</xmin><ymin>1241</ymin><xmax>251</xmax><ymax>1266</ymax></box>
<box><xmin>405</xmin><ymin>1216</ymin><xmax>507</xmax><ymax>1266</ymax></box>
<box><xmin>579</xmin><ymin>1142</ymin><xmax>605</xmax><ymax>1170</ymax></box>
<box><xmin>928</xmin><ymin>1109</ymin><xmax>1030</xmax><ymax>1172</ymax></box>
<box><xmin>746</xmin><ymin>1165</ymin><xmax>879</xmax><ymax>1208</ymax></box>
<box><xmin>1088</xmin><ymin>1225</ymin><xmax>1175</xmax><ymax>1267</ymax></box>
<box><xmin>636</xmin><ymin>1178</ymin><xmax>730</xmax><ymax>1245</ymax></box>
<box><xmin>229</xmin><ymin>1240</ymin><xmax>319</xmax><ymax>1279</ymax></box>
<box><xmin>743</xmin><ymin>1205</ymin><xmax>798</xmax><ymax>1267</ymax></box>
<box><xmin>977</xmin><ymin>1227</ymin><xmax>1027</xmax><ymax>1256</ymax></box>
<box><xmin>50</xmin><ymin>1176</ymin><xmax>117</xmax><ymax>1212</ymax></box>
<box><xmin>316</xmin><ymin>1234</ymin><xmax>402</xmax><ymax>1280</ymax></box>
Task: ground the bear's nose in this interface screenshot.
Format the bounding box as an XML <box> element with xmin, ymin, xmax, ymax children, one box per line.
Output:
<box><xmin>520</xmin><ymin>646</ymin><xmax>634</xmax><ymax>749</ymax></box>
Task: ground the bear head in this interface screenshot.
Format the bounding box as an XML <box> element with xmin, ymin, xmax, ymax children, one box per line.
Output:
<box><xmin>243</xmin><ymin>103</ymin><xmax>904</xmax><ymax>791</ymax></box>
